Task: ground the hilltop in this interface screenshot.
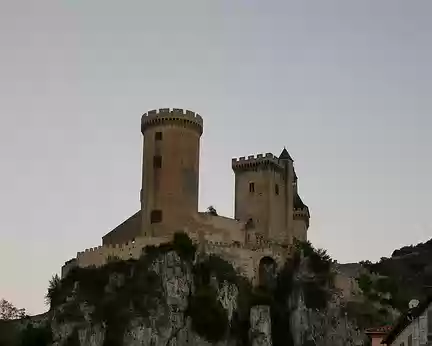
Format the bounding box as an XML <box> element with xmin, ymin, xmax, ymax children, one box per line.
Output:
<box><xmin>359</xmin><ymin>237</ymin><xmax>432</xmax><ymax>312</ymax></box>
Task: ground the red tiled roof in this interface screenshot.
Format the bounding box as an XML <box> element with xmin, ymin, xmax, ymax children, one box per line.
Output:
<box><xmin>365</xmin><ymin>326</ymin><xmax>392</xmax><ymax>335</ymax></box>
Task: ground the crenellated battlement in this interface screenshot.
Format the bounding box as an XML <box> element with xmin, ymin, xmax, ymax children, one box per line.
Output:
<box><xmin>72</xmin><ymin>233</ymin><xmax>292</xmax><ymax>282</ymax></box>
<box><xmin>293</xmin><ymin>207</ymin><xmax>310</xmax><ymax>228</ymax></box>
<box><xmin>232</xmin><ymin>152</ymin><xmax>283</xmax><ymax>172</ymax></box>
<box><xmin>77</xmin><ymin>236</ymin><xmax>169</xmax><ymax>256</ymax></box>
<box><xmin>141</xmin><ymin>108</ymin><xmax>203</xmax><ymax>135</ymax></box>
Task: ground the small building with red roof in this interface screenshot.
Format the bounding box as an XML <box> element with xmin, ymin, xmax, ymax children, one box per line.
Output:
<box><xmin>365</xmin><ymin>326</ymin><xmax>392</xmax><ymax>346</ymax></box>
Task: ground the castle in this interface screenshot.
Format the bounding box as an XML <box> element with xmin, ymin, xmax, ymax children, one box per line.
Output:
<box><xmin>61</xmin><ymin>108</ymin><xmax>310</xmax><ymax>283</ymax></box>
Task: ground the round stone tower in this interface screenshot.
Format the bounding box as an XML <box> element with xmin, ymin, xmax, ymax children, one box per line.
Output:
<box><xmin>140</xmin><ymin>108</ymin><xmax>203</xmax><ymax>237</ymax></box>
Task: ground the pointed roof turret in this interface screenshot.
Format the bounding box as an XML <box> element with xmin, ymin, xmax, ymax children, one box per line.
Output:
<box><xmin>279</xmin><ymin>147</ymin><xmax>293</xmax><ymax>161</ymax></box>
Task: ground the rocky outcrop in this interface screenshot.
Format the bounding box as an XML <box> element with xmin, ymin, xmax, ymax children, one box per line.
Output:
<box><xmin>287</xmin><ymin>253</ymin><xmax>367</xmax><ymax>346</ymax></box>
<box><xmin>289</xmin><ymin>289</ymin><xmax>364</xmax><ymax>346</ymax></box>
<box><xmin>250</xmin><ymin>306</ymin><xmax>272</xmax><ymax>346</ymax></box>
<box><xmin>8</xmin><ymin>241</ymin><xmax>368</xmax><ymax>346</ymax></box>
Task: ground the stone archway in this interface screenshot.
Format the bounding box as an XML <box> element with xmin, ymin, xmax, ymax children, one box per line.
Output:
<box><xmin>258</xmin><ymin>256</ymin><xmax>277</xmax><ymax>290</ymax></box>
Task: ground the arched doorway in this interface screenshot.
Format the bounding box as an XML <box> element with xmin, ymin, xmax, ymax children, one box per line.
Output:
<box><xmin>258</xmin><ymin>256</ymin><xmax>277</xmax><ymax>290</ymax></box>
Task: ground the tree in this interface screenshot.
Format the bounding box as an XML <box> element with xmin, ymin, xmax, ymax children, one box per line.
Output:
<box><xmin>0</xmin><ymin>299</ymin><xmax>25</xmax><ymax>320</ymax></box>
<box><xmin>45</xmin><ymin>274</ymin><xmax>62</xmax><ymax>309</ymax></box>
<box><xmin>206</xmin><ymin>205</ymin><xmax>218</xmax><ymax>216</ymax></box>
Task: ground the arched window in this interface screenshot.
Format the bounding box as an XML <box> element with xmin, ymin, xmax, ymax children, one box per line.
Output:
<box><xmin>150</xmin><ymin>210</ymin><xmax>162</xmax><ymax>223</ymax></box>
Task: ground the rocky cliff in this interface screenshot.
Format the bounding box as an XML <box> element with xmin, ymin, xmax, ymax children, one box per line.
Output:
<box><xmin>1</xmin><ymin>234</ymin><xmax>369</xmax><ymax>346</ymax></box>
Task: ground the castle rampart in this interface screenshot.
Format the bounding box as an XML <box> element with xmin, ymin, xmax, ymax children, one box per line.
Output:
<box><xmin>231</xmin><ymin>153</ymin><xmax>284</xmax><ymax>172</ymax></box>
<box><xmin>72</xmin><ymin>233</ymin><xmax>290</xmax><ymax>285</ymax></box>
<box><xmin>76</xmin><ymin>236</ymin><xmax>170</xmax><ymax>268</ymax></box>
<box><xmin>141</xmin><ymin>108</ymin><xmax>203</xmax><ymax>135</ymax></box>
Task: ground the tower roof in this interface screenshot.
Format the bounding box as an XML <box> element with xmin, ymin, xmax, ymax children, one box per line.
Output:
<box><xmin>294</xmin><ymin>193</ymin><xmax>306</xmax><ymax>209</ymax></box>
<box><xmin>279</xmin><ymin>147</ymin><xmax>293</xmax><ymax>161</ymax></box>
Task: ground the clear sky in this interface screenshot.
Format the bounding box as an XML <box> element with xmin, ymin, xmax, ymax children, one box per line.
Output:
<box><xmin>0</xmin><ymin>0</ymin><xmax>431</xmax><ymax>315</ymax></box>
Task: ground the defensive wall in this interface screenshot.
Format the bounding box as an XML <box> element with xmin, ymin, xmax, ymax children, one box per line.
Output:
<box><xmin>72</xmin><ymin>227</ymin><xmax>291</xmax><ymax>284</ymax></box>
<box><xmin>231</xmin><ymin>153</ymin><xmax>284</xmax><ymax>172</ymax></box>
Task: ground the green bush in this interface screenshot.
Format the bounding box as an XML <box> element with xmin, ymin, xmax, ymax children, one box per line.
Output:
<box><xmin>194</xmin><ymin>255</ymin><xmax>237</xmax><ymax>287</ymax></box>
<box><xmin>271</xmin><ymin>260</ymin><xmax>296</xmax><ymax>346</ymax></box>
<box><xmin>250</xmin><ymin>286</ymin><xmax>273</xmax><ymax>306</ymax></box>
<box><xmin>309</xmin><ymin>249</ymin><xmax>332</xmax><ymax>275</ymax></box>
<box><xmin>56</xmin><ymin>301</ymin><xmax>84</xmax><ymax>324</ymax></box>
<box><xmin>343</xmin><ymin>301</ymin><xmax>391</xmax><ymax>330</ymax></box>
<box><xmin>188</xmin><ymin>286</ymin><xmax>228</xmax><ymax>342</ymax></box>
<box><xmin>172</xmin><ymin>232</ymin><xmax>196</xmax><ymax>262</ymax></box>
<box><xmin>229</xmin><ymin>277</ymin><xmax>253</xmax><ymax>346</ymax></box>
<box><xmin>46</xmin><ymin>274</ymin><xmax>62</xmax><ymax>309</ymax></box>
<box><xmin>357</xmin><ymin>274</ymin><xmax>373</xmax><ymax>294</ymax></box>
<box><xmin>64</xmin><ymin>328</ymin><xmax>80</xmax><ymax>346</ymax></box>
<box><xmin>0</xmin><ymin>320</ymin><xmax>20</xmax><ymax>346</ymax></box>
<box><xmin>19</xmin><ymin>324</ymin><xmax>52</xmax><ymax>346</ymax></box>
<box><xmin>302</xmin><ymin>281</ymin><xmax>329</xmax><ymax>310</ymax></box>
<box><xmin>295</xmin><ymin>240</ymin><xmax>333</xmax><ymax>277</ymax></box>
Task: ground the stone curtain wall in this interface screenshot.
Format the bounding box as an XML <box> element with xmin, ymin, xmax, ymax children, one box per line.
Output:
<box><xmin>75</xmin><ymin>232</ymin><xmax>290</xmax><ymax>284</ymax></box>
<box><xmin>77</xmin><ymin>236</ymin><xmax>169</xmax><ymax>267</ymax></box>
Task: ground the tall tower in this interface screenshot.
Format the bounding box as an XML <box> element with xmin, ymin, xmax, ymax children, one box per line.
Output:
<box><xmin>232</xmin><ymin>153</ymin><xmax>288</xmax><ymax>243</ymax></box>
<box><xmin>279</xmin><ymin>148</ymin><xmax>295</xmax><ymax>241</ymax></box>
<box><xmin>140</xmin><ymin>108</ymin><xmax>203</xmax><ymax>237</ymax></box>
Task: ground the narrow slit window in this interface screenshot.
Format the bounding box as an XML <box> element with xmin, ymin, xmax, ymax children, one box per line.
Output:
<box><xmin>275</xmin><ymin>184</ymin><xmax>279</xmax><ymax>195</ymax></box>
<box><xmin>249</xmin><ymin>182</ymin><xmax>255</xmax><ymax>193</ymax></box>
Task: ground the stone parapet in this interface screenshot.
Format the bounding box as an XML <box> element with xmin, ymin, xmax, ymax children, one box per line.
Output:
<box><xmin>76</xmin><ymin>236</ymin><xmax>170</xmax><ymax>268</ymax></box>
<box><xmin>141</xmin><ymin>108</ymin><xmax>203</xmax><ymax>135</ymax></box>
<box><xmin>231</xmin><ymin>153</ymin><xmax>283</xmax><ymax>172</ymax></box>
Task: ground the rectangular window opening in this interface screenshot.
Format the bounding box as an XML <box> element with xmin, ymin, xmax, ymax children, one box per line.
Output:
<box><xmin>155</xmin><ymin>132</ymin><xmax>163</xmax><ymax>140</ymax></box>
<box><xmin>153</xmin><ymin>155</ymin><xmax>162</xmax><ymax>168</ymax></box>
<box><xmin>275</xmin><ymin>184</ymin><xmax>279</xmax><ymax>195</ymax></box>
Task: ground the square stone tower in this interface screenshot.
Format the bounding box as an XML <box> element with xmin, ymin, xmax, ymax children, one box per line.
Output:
<box><xmin>232</xmin><ymin>148</ymin><xmax>308</xmax><ymax>244</ymax></box>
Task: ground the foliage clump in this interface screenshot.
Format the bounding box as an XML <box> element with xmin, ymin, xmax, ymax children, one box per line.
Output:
<box><xmin>64</xmin><ymin>327</ymin><xmax>80</xmax><ymax>346</ymax></box>
<box><xmin>187</xmin><ymin>286</ymin><xmax>228</xmax><ymax>342</ymax></box>
<box><xmin>0</xmin><ymin>299</ymin><xmax>25</xmax><ymax>320</ymax></box>
<box><xmin>295</xmin><ymin>240</ymin><xmax>334</xmax><ymax>310</ymax></box>
<box><xmin>19</xmin><ymin>323</ymin><xmax>52</xmax><ymax>346</ymax></box>
<box><xmin>359</xmin><ymin>237</ymin><xmax>432</xmax><ymax>312</ymax></box>
<box><xmin>172</xmin><ymin>231</ymin><xmax>196</xmax><ymax>262</ymax></box>
<box><xmin>343</xmin><ymin>300</ymin><xmax>391</xmax><ymax>330</ymax></box>
<box><xmin>189</xmin><ymin>255</ymin><xmax>235</xmax><ymax>342</ymax></box>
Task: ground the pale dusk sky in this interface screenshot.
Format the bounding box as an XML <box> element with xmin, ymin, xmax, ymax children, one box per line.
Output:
<box><xmin>0</xmin><ymin>1</ymin><xmax>431</xmax><ymax>314</ymax></box>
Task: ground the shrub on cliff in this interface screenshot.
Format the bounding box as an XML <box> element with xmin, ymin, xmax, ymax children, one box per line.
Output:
<box><xmin>46</xmin><ymin>274</ymin><xmax>62</xmax><ymax>309</ymax></box>
<box><xmin>194</xmin><ymin>254</ymin><xmax>238</xmax><ymax>287</ymax></box>
<box><xmin>271</xmin><ymin>260</ymin><xmax>297</xmax><ymax>346</ymax></box>
<box><xmin>293</xmin><ymin>240</ymin><xmax>334</xmax><ymax>311</ymax></box>
<box><xmin>173</xmin><ymin>231</ymin><xmax>196</xmax><ymax>262</ymax></box>
<box><xmin>188</xmin><ymin>285</ymin><xmax>228</xmax><ymax>342</ymax></box>
<box><xmin>19</xmin><ymin>324</ymin><xmax>52</xmax><ymax>346</ymax></box>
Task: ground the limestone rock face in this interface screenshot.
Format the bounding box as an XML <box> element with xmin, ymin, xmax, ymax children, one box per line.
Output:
<box><xmin>250</xmin><ymin>306</ymin><xmax>272</xmax><ymax>346</ymax></box>
<box><xmin>50</xmin><ymin>251</ymin><xmax>241</xmax><ymax>346</ymax></box>
<box><xmin>217</xmin><ymin>280</ymin><xmax>238</xmax><ymax>323</ymax></box>
<box><xmin>21</xmin><ymin>250</ymin><xmax>367</xmax><ymax>346</ymax></box>
<box><xmin>288</xmin><ymin>257</ymin><xmax>366</xmax><ymax>346</ymax></box>
<box><xmin>289</xmin><ymin>290</ymin><xmax>364</xmax><ymax>346</ymax></box>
